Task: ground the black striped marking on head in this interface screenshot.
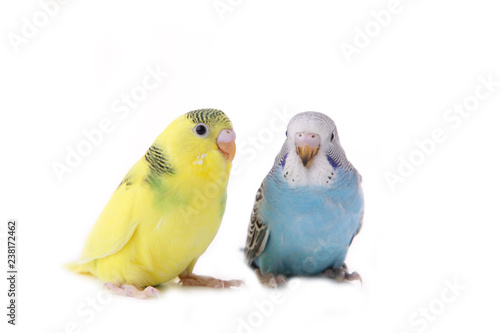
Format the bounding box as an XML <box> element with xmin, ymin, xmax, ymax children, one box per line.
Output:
<box><xmin>186</xmin><ymin>109</ymin><xmax>232</xmax><ymax>128</ymax></box>
<box><xmin>144</xmin><ymin>144</ymin><xmax>174</xmax><ymax>177</ymax></box>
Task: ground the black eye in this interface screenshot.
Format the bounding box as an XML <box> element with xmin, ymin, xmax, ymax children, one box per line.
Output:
<box><xmin>285</xmin><ymin>131</ymin><xmax>288</xmax><ymax>137</ymax></box>
<box><xmin>330</xmin><ymin>132</ymin><xmax>335</xmax><ymax>142</ymax></box>
<box><xmin>194</xmin><ymin>124</ymin><xmax>208</xmax><ymax>137</ymax></box>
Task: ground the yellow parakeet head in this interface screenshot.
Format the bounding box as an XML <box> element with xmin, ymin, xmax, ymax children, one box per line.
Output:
<box><xmin>152</xmin><ymin>109</ymin><xmax>236</xmax><ymax>176</ymax></box>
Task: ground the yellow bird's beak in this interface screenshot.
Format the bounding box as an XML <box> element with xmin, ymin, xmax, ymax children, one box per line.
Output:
<box><xmin>217</xmin><ymin>129</ymin><xmax>236</xmax><ymax>162</ymax></box>
<box><xmin>295</xmin><ymin>132</ymin><xmax>321</xmax><ymax>167</ymax></box>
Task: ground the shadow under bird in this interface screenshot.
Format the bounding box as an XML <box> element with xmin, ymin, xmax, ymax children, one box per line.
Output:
<box><xmin>67</xmin><ymin>109</ymin><xmax>241</xmax><ymax>298</ymax></box>
<box><xmin>244</xmin><ymin>111</ymin><xmax>364</xmax><ymax>287</ymax></box>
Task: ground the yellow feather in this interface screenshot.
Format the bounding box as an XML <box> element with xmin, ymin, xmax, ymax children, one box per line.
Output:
<box><xmin>67</xmin><ymin>110</ymin><xmax>234</xmax><ymax>287</ymax></box>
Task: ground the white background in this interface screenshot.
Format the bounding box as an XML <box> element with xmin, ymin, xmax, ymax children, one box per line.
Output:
<box><xmin>1</xmin><ymin>0</ymin><xmax>499</xmax><ymax>332</ymax></box>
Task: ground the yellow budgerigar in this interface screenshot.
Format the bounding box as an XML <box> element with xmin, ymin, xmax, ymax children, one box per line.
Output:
<box><xmin>67</xmin><ymin>109</ymin><xmax>241</xmax><ymax>298</ymax></box>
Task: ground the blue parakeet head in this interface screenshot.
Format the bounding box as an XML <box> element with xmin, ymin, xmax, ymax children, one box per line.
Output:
<box><xmin>274</xmin><ymin>112</ymin><xmax>354</xmax><ymax>186</ymax></box>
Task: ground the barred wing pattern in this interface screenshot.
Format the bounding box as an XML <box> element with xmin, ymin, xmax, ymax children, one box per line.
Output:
<box><xmin>244</xmin><ymin>182</ymin><xmax>270</xmax><ymax>265</ymax></box>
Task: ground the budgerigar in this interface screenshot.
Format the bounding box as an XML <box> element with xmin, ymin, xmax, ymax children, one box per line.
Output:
<box><xmin>244</xmin><ymin>112</ymin><xmax>364</xmax><ymax>287</ymax></box>
<box><xmin>68</xmin><ymin>109</ymin><xmax>241</xmax><ymax>298</ymax></box>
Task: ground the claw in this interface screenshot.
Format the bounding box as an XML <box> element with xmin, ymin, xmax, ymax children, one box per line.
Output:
<box><xmin>104</xmin><ymin>282</ymin><xmax>161</xmax><ymax>299</ymax></box>
<box><xmin>179</xmin><ymin>274</ymin><xmax>243</xmax><ymax>288</ymax></box>
<box><xmin>255</xmin><ymin>268</ymin><xmax>288</xmax><ymax>288</ymax></box>
<box><xmin>323</xmin><ymin>264</ymin><xmax>362</xmax><ymax>284</ymax></box>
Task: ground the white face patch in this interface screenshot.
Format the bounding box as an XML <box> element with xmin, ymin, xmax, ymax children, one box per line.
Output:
<box><xmin>193</xmin><ymin>153</ymin><xmax>207</xmax><ymax>166</ymax></box>
<box><xmin>281</xmin><ymin>151</ymin><xmax>334</xmax><ymax>187</ymax></box>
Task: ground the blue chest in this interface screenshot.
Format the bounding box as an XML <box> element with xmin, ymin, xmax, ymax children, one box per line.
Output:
<box><xmin>254</xmin><ymin>171</ymin><xmax>363</xmax><ymax>276</ymax></box>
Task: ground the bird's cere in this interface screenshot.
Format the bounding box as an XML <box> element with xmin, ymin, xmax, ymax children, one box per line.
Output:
<box><xmin>217</xmin><ymin>128</ymin><xmax>236</xmax><ymax>143</ymax></box>
<box><xmin>295</xmin><ymin>132</ymin><xmax>321</xmax><ymax>148</ymax></box>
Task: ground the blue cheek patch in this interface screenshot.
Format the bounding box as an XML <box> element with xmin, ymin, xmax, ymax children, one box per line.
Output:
<box><xmin>281</xmin><ymin>153</ymin><xmax>288</xmax><ymax>168</ymax></box>
<box><xmin>327</xmin><ymin>154</ymin><xmax>340</xmax><ymax>169</ymax></box>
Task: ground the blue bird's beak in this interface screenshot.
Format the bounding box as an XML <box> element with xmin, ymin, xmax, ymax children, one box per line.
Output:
<box><xmin>296</xmin><ymin>144</ymin><xmax>319</xmax><ymax>167</ymax></box>
<box><xmin>295</xmin><ymin>132</ymin><xmax>320</xmax><ymax>167</ymax></box>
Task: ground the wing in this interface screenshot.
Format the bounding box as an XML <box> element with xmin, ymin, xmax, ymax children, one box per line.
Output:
<box><xmin>76</xmin><ymin>159</ymin><xmax>148</xmax><ymax>264</ymax></box>
<box><xmin>244</xmin><ymin>144</ymin><xmax>289</xmax><ymax>265</ymax></box>
<box><xmin>348</xmin><ymin>171</ymin><xmax>365</xmax><ymax>246</ymax></box>
<box><xmin>244</xmin><ymin>181</ymin><xmax>270</xmax><ymax>265</ymax></box>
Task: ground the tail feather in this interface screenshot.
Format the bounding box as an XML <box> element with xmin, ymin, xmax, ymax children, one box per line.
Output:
<box><xmin>65</xmin><ymin>259</ymin><xmax>93</xmax><ymax>275</ymax></box>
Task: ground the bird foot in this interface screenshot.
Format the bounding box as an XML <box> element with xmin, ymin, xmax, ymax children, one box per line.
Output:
<box><xmin>104</xmin><ymin>282</ymin><xmax>161</xmax><ymax>299</ymax></box>
<box><xmin>323</xmin><ymin>263</ymin><xmax>362</xmax><ymax>283</ymax></box>
<box><xmin>178</xmin><ymin>274</ymin><xmax>243</xmax><ymax>288</ymax></box>
<box><xmin>255</xmin><ymin>268</ymin><xmax>288</xmax><ymax>288</ymax></box>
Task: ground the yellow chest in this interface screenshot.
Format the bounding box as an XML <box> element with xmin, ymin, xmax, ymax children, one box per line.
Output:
<box><xmin>125</xmin><ymin>170</ymin><xmax>228</xmax><ymax>283</ymax></box>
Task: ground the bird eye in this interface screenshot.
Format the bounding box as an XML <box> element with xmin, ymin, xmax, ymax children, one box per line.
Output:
<box><xmin>330</xmin><ymin>132</ymin><xmax>335</xmax><ymax>142</ymax></box>
<box><xmin>285</xmin><ymin>131</ymin><xmax>288</xmax><ymax>137</ymax></box>
<box><xmin>194</xmin><ymin>124</ymin><xmax>209</xmax><ymax>137</ymax></box>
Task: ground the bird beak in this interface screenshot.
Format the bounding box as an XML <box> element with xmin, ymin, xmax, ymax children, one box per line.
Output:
<box><xmin>296</xmin><ymin>144</ymin><xmax>319</xmax><ymax>167</ymax></box>
<box><xmin>295</xmin><ymin>132</ymin><xmax>320</xmax><ymax>167</ymax></box>
<box><xmin>217</xmin><ymin>129</ymin><xmax>236</xmax><ymax>162</ymax></box>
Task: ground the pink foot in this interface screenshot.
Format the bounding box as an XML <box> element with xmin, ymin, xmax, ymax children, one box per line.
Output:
<box><xmin>179</xmin><ymin>275</ymin><xmax>243</xmax><ymax>288</ymax></box>
<box><xmin>104</xmin><ymin>282</ymin><xmax>161</xmax><ymax>299</ymax></box>
<box><xmin>255</xmin><ymin>268</ymin><xmax>288</xmax><ymax>288</ymax></box>
<box><xmin>322</xmin><ymin>263</ymin><xmax>362</xmax><ymax>283</ymax></box>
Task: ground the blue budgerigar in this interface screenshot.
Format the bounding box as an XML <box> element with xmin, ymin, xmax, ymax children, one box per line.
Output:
<box><xmin>244</xmin><ymin>112</ymin><xmax>364</xmax><ymax>287</ymax></box>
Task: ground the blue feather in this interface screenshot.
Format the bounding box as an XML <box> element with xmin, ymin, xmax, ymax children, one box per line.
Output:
<box><xmin>280</xmin><ymin>152</ymin><xmax>288</xmax><ymax>168</ymax></box>
<box><xmin>327</xmin><ymin>154</ymin><xmax>340</xmax><ymax>169</ymax></box>
<box><xmin>245</xmin><ymin>111</ymin><xmax>364</xmax><ymax>278</ymax></box>
<box><xmin>254</xmin><ymin>168</ymin><xmax>363</xmax><ymax>276</ymax></box>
